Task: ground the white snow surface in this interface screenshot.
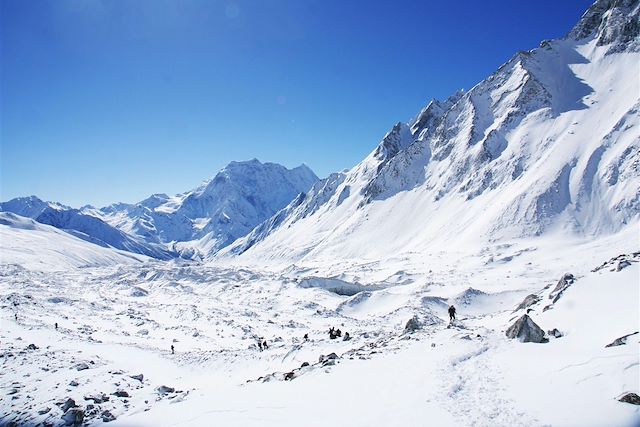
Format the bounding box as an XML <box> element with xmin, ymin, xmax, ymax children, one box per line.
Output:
<box><xmin>1</xmin><ymin>238</ymin><xmax>638</xmax><ymax>426</ymax></box>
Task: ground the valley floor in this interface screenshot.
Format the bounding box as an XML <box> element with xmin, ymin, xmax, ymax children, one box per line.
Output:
<box><xmin>1</xmin><ymin>237</ymin><xmax>639</xmax><ymax>426</ymax></box>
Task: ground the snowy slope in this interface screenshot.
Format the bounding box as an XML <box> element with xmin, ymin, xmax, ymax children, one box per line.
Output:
<box><xmin>0</xmin><ymin>212</ymin><xmax>148</xmax><ymax>271</ymax></box>
<box><xmin>221</xmin><ymin>0</ymin><xmax>640</xmax><ymax>270</ymax></box>
<box><xmin>1</xmin><ymin>199</ymin><xmax>175</xmax><ymax>260</ymax></box>
<box><xmin>86</xmin><ymin>159</ymin><xmax>318</xmax><ymax>256</ymax></box>
<box><xmin>1</xmin><ymin>238</ymin><xmax>637</xmax><ymax>426</ymax></box>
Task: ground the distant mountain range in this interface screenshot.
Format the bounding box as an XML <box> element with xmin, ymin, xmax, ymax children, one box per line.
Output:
<box><xmin>1</xmin><ymin>160</ymin><xmax>318</xmax><ymax>260</ymax></box>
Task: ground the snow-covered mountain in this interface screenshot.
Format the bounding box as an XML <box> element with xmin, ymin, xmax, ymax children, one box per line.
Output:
<box><xmin>222</xmin><ymin>0</ymin><xmax>640</xmax><ymax>267</ymax></box>
<box><xmin>0</xmin><ymin>212</ymin><xmax>149</xmax><ymax>270</ymax></box>
<box><xmin>85</xmin><ymin>159</ymin><xmax>318</xmax><ymax>256</ymax></box>
<box><xmin>0</xmin><ymin>197</ymin><xmax>176</xmax><ymax>260</ymax></box>
<box><xmin>1</xmin><ymin>160</ymin><xmax>318</xmax><ymax>260</ymax></box>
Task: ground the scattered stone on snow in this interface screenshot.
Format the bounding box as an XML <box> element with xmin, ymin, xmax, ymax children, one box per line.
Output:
<box><xmin>505</xmin><ymin>314</ymin><xmax>548</xmax><ymax>343</ymax></box>
<box><xmin>61</xmin><ymin>397</ymin><xmax>77</xmax><ymax>412</ymax></box>
<box><xmin>130</xmin><ymin>374</ymin><xmax>144</xmax><ymax>382</ymax></box>
<box><xmin>549</xmin><ymin>273</ymin><xmax>575</xmax><ymax>303</ymax></box>
<box><xmin>547</xmin><ymin>328</ymin><xmax>563</xmax><ymax>338</ymax></box>
<box><xmin>102</xmin><ymin>410</ymin><xmax>116</xmax><ymax>422</ymax></box>
<box><xmin>157</xmin><ymin>385</ymin><xmax>175</xmax><ymax>395</ymax></box>
<box><xmin>74</xmin><ymin>362</ymin><xmax>89</xmax><ymax>371</ymax></box>
<box><xmin>61</xmin><ymin>408</ymin><xmax>84</xmax><ymax>426</ymax></box>
<box><xmin>605</xmin><ymin>331</ymin><xmax>639</xmax><ymax>348</ymax></box>
<box><xmin>112</xmin><ymin>390</ymin><xmax>130</xmax><ymax>398</ymax></box>
<box><xmin>514</xmin><ymin>294</ymin><xmax>541</xmax><ymax>311</ymax></box>
<box><xmin>618</xmin><ymin>392</ymin><xmax>640</xmax><ymax>405</ymax></box>
<box><xmin>404</xmin><ymin>315</ymin><xmax>421</xmax><ymax>333</ymax></box>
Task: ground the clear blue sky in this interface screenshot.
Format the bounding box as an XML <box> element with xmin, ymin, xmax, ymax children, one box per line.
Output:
<box><xmin>1</xmin><ymin>0</ymin><xmax>593</xmax><ymax>207</ymax></box>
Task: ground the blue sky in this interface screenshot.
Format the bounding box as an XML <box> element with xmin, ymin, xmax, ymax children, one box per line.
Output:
<box><xmin>1</xmin><ymin>0</ymin><xmax>594</xmax><ymax>207</ymax></box>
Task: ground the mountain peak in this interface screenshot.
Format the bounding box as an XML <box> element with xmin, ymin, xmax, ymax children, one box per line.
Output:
<box><xmin>569</xmin><ymin>0</ymin><xmax>640</xmax><ymax>52</ymax></box>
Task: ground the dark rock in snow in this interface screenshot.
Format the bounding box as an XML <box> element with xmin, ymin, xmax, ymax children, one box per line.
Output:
<box><xmin>514</xmin><ymin>294</ymin><xmax>541</xmax><ymax>311</ymax></box>
<box><xmin>61</xmin><ymin>408</ymin><xmax>84</xmax><ymax>426</ymax></box>
<box><xmin>605</xmin><ymin>331</ymin><xmax>639</xmax><ymax>347</ymax></box>
<box><xmin>618</xmin><ymin>392</ymin><xmax>640</xmax><ymax>405</ymax></box>
<box><xmin>112</xmin><ymin>390</ymin><xmax>129</xmax><ymax>398</ymax></box>
<box><xmin>38</xmin><ymin>408</ymin><xmax>51</xmax><ymax>415</ymax></box>
<box><xmin>505</xmin><ymin>315</ymin><xmax>548</xmax><ymax>343</ymax></box>
<box><xmin>74</xmin><ymin>362</ymin><xmax>89</xmax><ymax>371</ymax></box>
<box><xmin>284</xmin><ymin>371</ymin><xmax>295</xmax><ymax>381</ymax></box>
<box><xmin>616</xmin><ymin>260</ymin><xmax>631</xmax><ymax>271</ymax></box>
<box><xmin>84</xmin><ymin>393</ymin><xmax>109</xmax><ymax>404</ymax></box>
<box><xmin>319</xmin><ymin>353</ymin><xmax>338</xmax><ymax>364</ymax></box>
<box><xmin>548</xmin><ymin>328</ymin><xmax>563</xmax><ymax>338</ymax></box>
<box><xmin>26</xmin><ymin>343</ymin><xmax>38</xmax><ymax>351</ymax></box>
<box><xmin>102</xmin><ymin>410</ymin><xmax>116</xmax><ymax>422</ymax></box>
<box><xmin>300</xmin><ymin>362</ymin><xmax>309</xmax><ymax>368</ymax></box>
<box><xmin>69</xmin><ymin>380</ymin><xmax>79</xmax><ymax>387</ymax></box>
<box><xmin>404</xmin><ymin>315</ymin><xmax>421</xmax><ymax>333</ymax></box>
<box><xmin>157</xmin><ymin>385</ymin><xmax>175</xmax><ymax>395</ymax></box>
<box><xmin>549</xmin><ymin>273</ymin><xmax>575</xmax><ymax>303</ymax></box>
<box><xmin>130</xmin><ymin>374</ymin><xmax>144</xmax><ymax>382</ymax></box>
<box><xmin>62</xmin><ymin>398</ymin><xmax>77</xmax><ymax>412</ymax></box>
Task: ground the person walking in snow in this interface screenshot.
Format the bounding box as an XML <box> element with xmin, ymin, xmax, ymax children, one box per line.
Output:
<box><xmin>171</xmin><ymin>344</ymin><xmax>175</xmax><ymax>354</ymax></box>
<box><xmin>448</xmin><ymin>305</ymin><xmax>456</xmax><ymax>322</ymax></box>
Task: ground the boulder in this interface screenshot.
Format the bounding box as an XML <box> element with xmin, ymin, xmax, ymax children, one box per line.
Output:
<box><xmin>74</xmin><ymin>362</ymin><xmax>89</xmax><ymax>371</ymax></box>
<box><xmin>505</xmin><ymin>315</ymin><xmax>548</xmax><ymax>343</ymax></box>
<box><xmin>319</xmin><ymin>353</ymin><xmax>338</xmax><ymax>364</ymax></box>
<box><xmin>157</xmin><ymin>385</ymin><xmax>175</xmax><ymax>395</ymax></box>
<box><xmin>616</xmin><ymin>260</ymin><xmax>631</xmax><ymax>271</ymax></box>
<box><xmin>101</xmin><ymin>410</ymin><xmax>116</xmax><ymax>422</ymax></box>
<box><xmin>38</xmin><ymin>408</ymin><xmax>51</xmax><ymax>415</ymax></box>
<box><xmin>69</xmin><ymin>380</ymin><xmax>79</xmax><ymax>387</ymax></box>
<box><xmin>84</xmin><ymin>393</ymin><xmax>109</xmax><ymax>404</ymax></box>
<box><xmin>61</xmin><ymin>398</ymin><xmax>77</xmax><ymax>412</ymax></box>
<box><xmin>514</xmin><ymin>294</ymin><xmax>541</xmax><ymax>311</ymax></box>
<box><xmin>300</xmin><ymin>362</ymin><xmax>309</xmax><ymax>368</ymax></box>
<box><xmin>605</xmin><ymin>331</ymin><xmax>639</xmax><ymax>348</ymax></box>
<box><xmin>130</xmin><ymin>374</ymin><xmax>144</xmax><ymax>382</ymax></box>
<box><xmin>112</xmin><ymin>390</ymin><xmax>129</xmax><ymax>398</ymax></box>
<box><xmin>618</xmin><ymin>392</ymin><xmax>640</xmax><ymax>405</ymax></box>
<box><xmin>61</xmin><ymin>408</ymin><xmax>84</xmax><ymax>426</ymax></box>
<box><xmin>26</xmin><ymin>343</ymin><xmax>38</xmax><ymax>351</ymax></box>
<box><xmin>549</xmin><ymin>273</ymin><xmax>575</xmax><ymax>303</ymax></box>
<box><xmin>548</xmin><ymin>328</ymin><xmax>563</xmax><ymax>338</ymax></box>
<box><xmin>404</xmin><ymin>315</ymin><xmax>421</xmax><ymax>333</ymax></box>
<box><xmin>283</xmin><ymin>371</ymin><xmax>295</xmax><ymax>381</ymax></box>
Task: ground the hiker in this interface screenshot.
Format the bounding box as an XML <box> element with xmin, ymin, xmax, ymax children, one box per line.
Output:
<box><xmin>335</xmin><ymin>329</ymin><xmax>342</xmax><ymax>338</ymax></box>
<box><xmin>263</xmin><ymin>340</ymin><xmax>268</xmax><ymax>350</ymax></box>
<box><xmin>448</xmin><ymin>305</ymin><xmax>456</xmax><ymax>322</ymax></box>
<box><xmin>171</xmin><ymin>345</ymin><xmax>175</xmax><ymax>354</ymax></box>
<box><xmin>258</xmin><ymin>341</ymin><xmax>263</xmax><ymax>351</ymax></box>
<box><xmin>14</xmin><ymin>313</ymin><xmax>17</xmax><ymax>321</ymax></box>
<box><xmin>55</xmin><ymin>322</ymin><xmax>58</xmax><ymax>330</ymax></box>
<box><xmin>303</xmin><ymin>333</ymin><xmax>309</xmax><ymax>341</ymax></box>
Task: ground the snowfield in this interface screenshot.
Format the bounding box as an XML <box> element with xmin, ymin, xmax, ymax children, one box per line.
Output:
<box><xmin>1</xmin><ymin>227</ymin><xmax>638</xmax><ymax>426</ymax></box>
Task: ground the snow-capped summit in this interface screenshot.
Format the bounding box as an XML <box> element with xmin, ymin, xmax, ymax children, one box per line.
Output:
<box><xmin>221</xmin><ymin>0</ymin><xmax>639</xmax><ymax>266</ymax></box>
<box><xmin>2</xmin><ymin>160</ymin><xmax>318</xmax><ymax>259</ymax></box>
<box><xmin>91</xmin><ymin>159</ymin><xmax>319</xmax><ymax>255</ymax></box>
